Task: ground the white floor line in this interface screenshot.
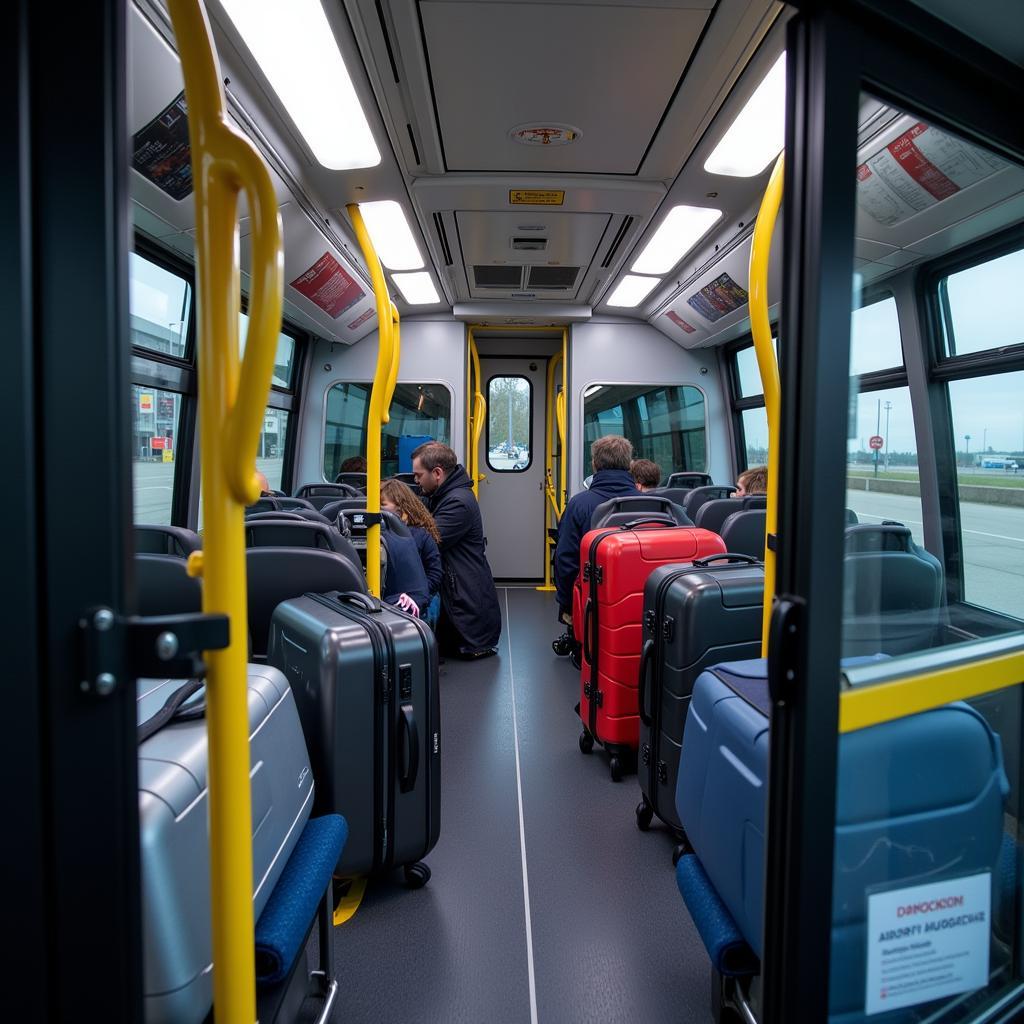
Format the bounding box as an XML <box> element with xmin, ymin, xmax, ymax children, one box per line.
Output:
<box><xmin>503</xmin><ymin>588</ymin><xmax>540</xmax><ymax>1024</ymax></box>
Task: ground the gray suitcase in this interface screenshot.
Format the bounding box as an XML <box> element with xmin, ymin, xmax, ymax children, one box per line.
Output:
<box><xmin>138</xmin><ymin>665</ymin><xmax>314</xmax><ymax>1024</ymax></box>
<box><xmin>268</xmin><ymin>590</ymin><xmax>440</xmax><ymax>887</ymax></box>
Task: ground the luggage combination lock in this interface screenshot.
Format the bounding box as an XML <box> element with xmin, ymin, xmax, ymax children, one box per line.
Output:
<box><xmin>641</xmin><ymin>744</ymin><xmax>650</xmax><ymax>766</ymax></box>
<box><xmin>657</xmin><ymin>761</ymin><xmax>668</xmax><ymax>785</ymax></box>
<box><xmin>643</xmin><ymin>610</ymin><xmax>656</xmax><ymax>634</ymax></box>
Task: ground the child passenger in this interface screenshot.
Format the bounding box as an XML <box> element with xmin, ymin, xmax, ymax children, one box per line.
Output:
<box><xmin>381</xmin><ymin>478</ymin><xmax>443</xmax><ymax>628</ymax></box>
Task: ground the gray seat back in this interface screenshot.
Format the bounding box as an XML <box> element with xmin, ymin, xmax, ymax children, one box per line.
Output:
<box><xmin>719</xmin><ymin>510</ymin><xmax>767</xmax><ymax>558</ymax></box>
<box><xmin>134</xmin><ymin>553</ymin><xmax>201</xmax><ymax>617</ymax></box>
<box><xmin>244</xmin><ymin>520</ymin><xmax>360</xmax><ymax>565</ymax></box>
<box><xmin>666</xmin><ymin>472</ymin><xmax>713</xmax><ymax>489</ymax></box>
<box><xmin>333</xmin><ymin>472</ymin><xmax>368</xmax><ymax>492</ymax></box>
<box><xmin>590</xmin><ymin>494</ymin><xmax>692</xmax><ymax>529</ymax></box>
<box><xmin>134</xmin><ymin>524</ymin><xmax>201</xmax><ymax>557</ymax></box>
<box><xmin>294</xmin><ymin>482</ymin><xmax>363</xmax><ymax>509</ymax></box>
<box><xmin>682</xmin><ymin>486</ymin><xmax>736</xmax><ymax>522</ymax></box>
<box><xmin>695</xmin><ymin>498</ymin><xmax>745</xmax><ymax>535</ymax></box>
<box><xmin>646</xmin><ymin>486</ymin><xmax>692</xmax><ymax>505</ymax></box>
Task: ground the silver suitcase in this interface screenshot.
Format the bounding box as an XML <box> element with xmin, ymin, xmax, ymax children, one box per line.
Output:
<box><xmin>138</xmin><ymin>665</ymin><xmax>314</xmax><ymax>1024</ymax></box>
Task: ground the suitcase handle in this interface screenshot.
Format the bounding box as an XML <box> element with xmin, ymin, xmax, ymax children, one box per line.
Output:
<box><xmin>582</xmin><ymin>598</ymin><xmax>594</xmax><ymax>665</ymax></box>
<box><xmin>619</xmin><ymin>516</ymin><xmax>676</xmax><ymax>531</ymax></box>
<box><xmin>399</xmin><ymin>702</ymin><xmax>420</xmax><ymax>793</ymax></box>
<box><xmin>337</xmin><ymin>590</ymin><xmax>380</xmax><ymax>613</ymax></box>
<box><xmin>691</xmin><ymin>553</ymin><xmax>760</xmax><ymax>568</ymax></box>
<box><xmin>638</xmin><ymin>639</ymin><xmax>655</xmax><ymax>727</ymax></box>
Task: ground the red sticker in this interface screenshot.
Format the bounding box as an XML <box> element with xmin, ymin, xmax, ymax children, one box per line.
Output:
<box><xmin>888</xmin><ymin>124</ymin><xmax>959</xmax><ymax>201</ymax></box>
<box><xmin>290</xmin><ymin>253</ymin><xmax>365</xmax><ymax>319</ymax></box>
<box><xmin>665</xmin><ymin>310</ymin><xmax>696</xmax><ymax>334</ymax></box>
<box><xmin>347</xmin><ymin>308</ymin><xmax>374</xmax><ymax>331</ymax></box>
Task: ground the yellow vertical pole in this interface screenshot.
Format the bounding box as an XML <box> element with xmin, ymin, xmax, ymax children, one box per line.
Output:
<box><xmin>168</xmin><ymin>0</ymin><xmax>283</xmax><ymax>1020</ymax></box>
<box><xmin>748</xmin><ymin>153</ymin><xmax>784</xmax><ymax>655</ymax></box>
<box><xmin>536</xmin><ymin>350</ymin><xmax>563</xmax><ymax>592</ymax></box>
<box><xmin>468</xmin><ymin>328</ymin><xmax>485</xmax><ymax>496</ymax></box>
<box><xmin>346</xmin><ymin>204</ymin><xmax>395</xmax><ymax>598</ymax></box>
<box><xmin>558</xmin><ymin>327</ymin><xmax>568</xmax><ymax>509</ymax></box>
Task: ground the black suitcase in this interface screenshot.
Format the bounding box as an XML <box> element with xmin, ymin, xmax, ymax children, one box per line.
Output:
<box><xmin>268</xmin><ymin>590</ymin><xmax>440</xmax><ymax>888</ymax></box>
<box><xmin>636</xmin><ymin>554</ymin><xmax>764</xmax><ymax>837</ymax></box>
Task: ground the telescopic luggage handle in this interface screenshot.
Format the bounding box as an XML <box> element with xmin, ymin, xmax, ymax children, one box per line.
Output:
<box><xmin>691</xmin><ymin>553</ymin><xmax>761</xmax><ymax>568</ymax></box>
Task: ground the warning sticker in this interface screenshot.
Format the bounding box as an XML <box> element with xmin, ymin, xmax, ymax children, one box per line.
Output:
<box><xmin>509</xmin><ymin>190</ymin><xmax>565</xmax><ymax>206</ymax></box>
<box><xmin>290</xmin><ymin>253</ymin><xmax>365</xmax><ymax>319</ymax></box>
<box><xmin>857</xmin><ymin>122</ymin><xmax>1006</xmax><ymax>227</ymax></box>
<box><xmin>132</xmin><ymin>91</ymin><xmax>193</xmax><ymax>201</ymax></box>
<box><xmin>686</xmin><ymin>273</ymin><xmax>749</xmax><ymax>323</ymax></box>
<box><xmin>665</xmin><ymin>311</ymin><xmax>697</xmax><ymax>334</ymax></box>
<box><xmin>347</xmin><ymin>308</ymin><xmax>374</xmax><ymax>331</ymax></box>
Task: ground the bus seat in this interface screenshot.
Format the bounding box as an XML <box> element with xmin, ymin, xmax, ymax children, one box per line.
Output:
<box><xmin>294</xmin><ymin>483</ymin><xmax>362</xmax><ymax>509</ymax></box>
<box><xmin>319</xmin><ymin>498</ymin><xmax>369</xmax><ymax>525</ymax></box>
<box><xmin>245</xmin><ymin>519</ymin><xmax>360</xmax><ymax>562</ymax></box>
<box><xmin>719</xmin><ymin>510</ymin><xmax>767</xmax><ymax>558</ymax></box>
<box><xmin>666</xmin><ymin>472</ymin><xmax>714</xmax><ymax>489</ymax></box>
<box><xmin>332</xmin><ymin>471</ymin><xmax>368</xmax><ymax>493</ymax></box>
<box><xmin>845</xmin><ymin>508</ymin><xmax>859</xmax><ymax>525</ymax></box>
<box><xmin>247</xmin><ymin>496</ymin><xmax>318</xmax><ymax>515</ymax></box>
<box><xmin>742</xmin><ymin>495</ymin><xmax>767</xmax><ymax>511</ymax></box>
<box><xmin>682</xmin><ymin>486</ymin><xmax>736</xmax><ymax>522</ymax></box>
<box><xmin>590</xmin><ymin>494</ymin><xmax>692</xmax><ymax>529</ymax></box>
<box><xmin>694</xmin><ymin>498</ymin><xmax>744</xmax><ymax>535</ymax></box>
<box><xmin>134</xmin><ymin>553</ymin><xmax>201</xmax><ymax>617</ymax></box>
<box><xmin>646</xmin><ymin>486</ymin><xmax>692</xmax><ymax>505</ymax></box>
<box><xmin>134</xmin><ymin>524</ymin><xmax>201</xmax><ymax>557</ymax></box>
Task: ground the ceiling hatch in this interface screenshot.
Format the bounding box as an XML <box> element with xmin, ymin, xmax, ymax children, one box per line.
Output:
<box><xmin>474</xmin><ymin>265</ymin><xmax>523</xmax><ymax>289</ymax></box>
<box><xmin>527</xmin><ymin>266</ymin><xmax>579</xmax><ymax>290</ymax></box>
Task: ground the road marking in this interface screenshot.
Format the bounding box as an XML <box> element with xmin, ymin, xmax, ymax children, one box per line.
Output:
<box><xmin>853</xmin><ymin>510</ymin><xmax>1024</xmax><ymax>546</ymax></box>
<box><xmin>503</xmin><ymin>588</ymin><xmax>539</xmax><ymax>1024</ymax></box>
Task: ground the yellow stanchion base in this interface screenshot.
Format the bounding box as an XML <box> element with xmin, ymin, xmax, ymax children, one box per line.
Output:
<box><xmin>535</xmin><ymin>585</ymin><xmax>557</xmax><ymax>592</ymax></box>
<box><xmin>332</xmin><ymin>876</ymin><xmax>368</xmax><ymax>926</ymax></box>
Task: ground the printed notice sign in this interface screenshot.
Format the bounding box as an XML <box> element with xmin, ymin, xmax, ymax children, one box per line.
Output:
<box><xmin>289</xmin><ymin>253</ymin><xmax>365</xmax><ymax>319</ymax></box>
<box><xmin>665</xmin><ymin>311</ymin><xmax>697</xmax><ymax>334</ymax></box>
<box><xmin>132</xmin><ymin>91</ymin><xmax>193</xmax><ymax>201</ymax></box>
<box><xmin>686</xmin><ymin>273</ymin><xmax>749</xmax><ymax>323</ymax></box>
<box><xmin>865</xmin><ymin>872</ymin><xmax>990</xmax><ymax>1015</ymax></box>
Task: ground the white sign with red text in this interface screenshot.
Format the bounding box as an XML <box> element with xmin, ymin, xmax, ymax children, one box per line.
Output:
<box><xmin>866</xmin><ymin>871</ymin><xmax>991</xmax><ymax>1015</ymax></box>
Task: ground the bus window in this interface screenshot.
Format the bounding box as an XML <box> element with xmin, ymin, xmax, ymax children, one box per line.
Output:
<box><xmin>258</xmin><ymin>408</ymin><xmax>290</xmax><ymax>492</ymax></box>
<box><xmin>238</xmin><ymin>310</ymin><xmax>296</xmax><ymax>388</ymax></box>
<box><xmin>941</xmin><ymin>247</ymin><xmax>1024</xmax><ymax>358</ymax></box>
<box><xmin>131</xmin><ymin>385</ymin><xmax>182</xmax><ymax>525</ymax></box>
<box><xmin>849</xmin><ymin>293</ymin><xmax>902</xmax><ymax>376</ymax></box>
<box><xmin>486</xmin><ymin>376</ymin><xmax>532</xmax><ymax>473</ymax></box>
<box><xmin>740</xmin><ymin>406</ymin><xmax>769</xmax><ymax>469</ymax></box>
<box><xmin>129</xmin><ymin>252</ymin><xmax>190</xmax><ymax>359</ymax></box>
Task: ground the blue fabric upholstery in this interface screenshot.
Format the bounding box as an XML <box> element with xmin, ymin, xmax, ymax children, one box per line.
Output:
<box><xmin>255</xmin><ymin>814</ymin><xmax>348</xmax><ymax>985</ymax></box>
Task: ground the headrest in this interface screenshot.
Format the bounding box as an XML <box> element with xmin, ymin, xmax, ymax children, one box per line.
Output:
<box><xmin>646</xmin><ymin>486</ymin><xmax>692</xmax><ymax>504</ymax></box>
<box><xmin>333</xmin><ymin>472</ymin><xmax>368</xmax><ymax>492</ymax></box>
<box><xmin>246</xmin><ymin>496</ymin><xmax>318</xmax><ymax>515</ymax></box>
<box><xmin>295</xmin><ymin>482</ymin><xmax>362</xmax><ymax>502</ymax></box>
<box><xmin>134</xmin><ymin>553</ymin><xmax>202</xmax><ymax>617</ymax></box>
<box><xmin>742</xmin><ymin>495</ymin><xmax>767</xmax><ymax>510</ymax></box>
<box><xmin>244</xmin><ymin>520</ymin><xmax>359</xmax><ymax>564</ymax></box>
<box><xmin>719</xmin><ymin>509</ymin><xmax>767</xmax><ymax>559</ymax></box>
<box><xmin>341</xmin><ymin>509</ymin><xmax>411</xmax><ymax>537</ymax></box>
<box><xmin>591</xmin><ymin>494</ymin><xmax>692</xmax><ymax>529</ymax></box>
<box><xmin>845</xmin><ymin>523</ymin><xmax>915</xmax><ymax>553</ymax></box>
<box><xmin>666</xmin><ymin>472</ymin><xmax>713</xmax><ymax>489</ymax></box>
<box><xmin>245</xmin><ymin>511</ymin><xmax>307</xmax><ymax>523</ymax></box>
<box><xmin>134</xmin><ymin>524</ymin><xmax>201</xmax><ymax>557</ymax></box>
<box><xmin>694</xmin><ymin>498</ymin><xmax>745</xmax><ymax>534</ymax></box>
<box><xmin>682</xmin><ymin>486</ymin><xmax>736</xmax><ymax>521</ymax></box>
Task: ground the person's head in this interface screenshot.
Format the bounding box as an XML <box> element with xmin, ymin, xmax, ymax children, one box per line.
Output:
<box><xmin>733</xmin><ymin>465</ymin><xmax>768</xmax><ymax>498</ymax></box>
<box><xmin>254</xmin><ymin>470</ymin><xmax>271</xmax><ymax>496</ymax></box>
<box><xmin>630</xmin><ymin>458</ymin><xmax>661</xmax><ymax>492</ymax></box>
<box><xmin>381</xmin><ymin>478</ymin><xmax>441</xmax><ymax>543</ymax></box>
<box><xmin>340</xmin><ymin>455</ymin><xmax>367</xmax><ymax>473</ymax></box>
<box><xmin>590</xmin><ymin>435</ymin><xmax>634</xmax><ymax>473</ymax></box>
<box><xmin>411</xmin><ymin>442</ymin><xmax>458</xmax><ymax>495</ymax></box>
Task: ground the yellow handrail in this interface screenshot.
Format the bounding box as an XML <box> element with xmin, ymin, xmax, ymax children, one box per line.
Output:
<box><xmin>558</xmin><ymin>328</ymin><xmax>568</xmax><ymax>510</ymax></box>
<box><xmin>168</xmin><ymin>0</ymin><xmax>284</xmax><ymax>1020</ymax></box>
<box><xmin>467</xmin><ymin>328</ymin><xmax>485</xmax><ymax>496</ymax></box>
<box><xmin>536</xmin><ymin>350</ymin><xmax>564</xmax><ymax>592</ymax></box>
<box><xmin>346</xmin><ymin>203</ymin><xmax>395</xmax><ymax>598</ymax></box>
<box><xmin>749</xmin><ymin>153</ymin><xmax>784</xmax><ymax>657</ymax></box>
<box><xmin>387</xmin><ymin>302</ymin><xmax>401</xmax><ymax>415</ymax></box>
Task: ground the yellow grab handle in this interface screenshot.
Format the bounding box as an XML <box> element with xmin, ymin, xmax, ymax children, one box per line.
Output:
<box><xmin>748</xmin><ymin>153</ymin><xmax>784</xmax><ymax>656</ymax></box>
<box><xmin>387</xmin><ymin>303</ymin><xmax>401</xmax><ymax>418</ymax></box>
<box><xmin>559</xmin><ymin>328</ymin><xmax>568</xmax><ymax>510</ymax></box>
<box><xmin>468</xmin><ymin>329</ymin><xmax>485</xmax><ymax>496</ymax></box>
<box><xmin>167</xmin><ymin>0</ymin><xmax>284</xmax><ymax>1021</ymax></box>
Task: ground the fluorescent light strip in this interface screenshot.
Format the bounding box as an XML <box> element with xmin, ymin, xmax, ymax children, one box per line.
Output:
<box><xmin>220</xmin><ymin>0</ymin><xmax>380</xmax><ymax>171</ymax></box>
<box><xmin>606</xmin><ymin>275</ymin><xmax>661</xmax><ymax>308</ymax></box>
<box><xmin>632</xmin><ymin>205</ymin><xmax>723</xmax><ymax>275</ymax></box>
<box><xmin>392</xmin><ymin>272</ymin><xmax>440</xmax><ymax>305</ymax></box>
<box><xmin>704</xmin><ymin>51</ymin><xmax>786</xmax><ymax>177</ymax></box>
<box><xmin>358</xmin><ymin>200</ymin><xmax>424</xmax><ymax>271</ymax></box>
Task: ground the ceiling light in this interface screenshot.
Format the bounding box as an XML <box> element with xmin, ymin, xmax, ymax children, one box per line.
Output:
<box><xmin>606</xmin><ymin>275</ymin><xmax>661</xmax><ymax>308</ymax></box>
<box><xmin>392</xmin><ymin>272</ymin><xmax>440</xmax><ymax>305</ymax></box>
<box><xmin>219</xmin><ymin>0</ymin><xmax>380</xmax><ymax>170</ymax></box>
<box><xmin>358</xmin><ymin>201</ymin><xmax>424</xmax><ymax>271</ymax></box>
<box><xmin>704</xmin><ymin>51</ymin><xmax>786</xmax><ymax>177</ymax></box>
<box><xmin>632</xmin><ymin>205</ymin><xmax>723</xmax><ymax>275</ymax></box>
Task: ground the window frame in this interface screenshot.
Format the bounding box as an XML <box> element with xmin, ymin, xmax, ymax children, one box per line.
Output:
<box><xmin>485</xmin><ymin>373</ymin><xmax>534</xmax><ymax>474</ymax></box>
<box><xmin>725</xmin><ymin>326</ymin><xmax>777</xmax><ymax>472</ymax></box>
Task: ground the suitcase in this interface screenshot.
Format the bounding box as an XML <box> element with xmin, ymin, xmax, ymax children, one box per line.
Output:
<box><xmin>677</xmin><ymin>659</ymin><xmax>1009</xmax><ymax>1020</ymax></box>
<box><xmin>137</xmin><ymin>665</ymin><xmax>314</xmax><ymax>1024</ymax></box>
<box><xmin>636</xmin><ymin>554</ymin><xmax>764</xmax><ymax>835</ymax></box>
<box><xmin>577</xmin><ymin>522</ymin><xmax>726</xmax><ymax>779</ymax></box>
<box><xmin>268</xmin><ymin>590</ymin><xmax>440</xmax><ymax>887</ymax></box>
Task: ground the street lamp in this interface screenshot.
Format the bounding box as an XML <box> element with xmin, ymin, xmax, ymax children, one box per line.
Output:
<box><xmin>883</xmin><ymin>401</ymin><xmax>892</xmax><ymax>471</ymax></box>
<box><xmin>965</xmin><ymin>434</ymin><xmax>971</xmax><ymax>467</ymax></box>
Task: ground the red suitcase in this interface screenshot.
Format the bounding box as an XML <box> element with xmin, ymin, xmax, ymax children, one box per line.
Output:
<box><xmin>577</xmin><ymin>522</ymin><xmax>726</xmax><ymax>780</ymax></box>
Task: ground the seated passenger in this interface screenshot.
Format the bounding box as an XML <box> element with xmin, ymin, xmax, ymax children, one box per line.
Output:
<box><xmin>255</xmin><ymin>470</ymin><xmax>271</xmax><ymax>496</ymax></box>
<box><xmin>630</xmin><ymin>458</ymin><xmax>662</xmax><ymax>492</ymax></box>
<box><xmin>339</xmin><ymin>455</ymin><xmax>367</xmax><ymax>473</ymax></box>
<box><xmin>381</xmin><ymin>527</ymin><xmax>431</xmax><ymax>618</ymax></box>
<box><xmin>732</xmin><ymin>464</ymin><xmax>767</xmax><ymax>498</ymax></box>
<box><xmin>381</xmin><ymin>477</ymin><xmax>443</xmax><ymax>629</ymax></box>
<box><xmin>412</xmin><ymin>442</ymin><xmax>501</xmax><ymax>658</ymax></box>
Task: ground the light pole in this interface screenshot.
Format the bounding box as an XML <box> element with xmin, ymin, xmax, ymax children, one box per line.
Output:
<box><xmin>507</xmin><ymin>384</ymin><xmax>514</xmax><ymax>453</ymax></box>
<box><xmin>874</xmin><ymin>398</ymin><xmax>881</xmax><ymax>478</ymax></box>
<box><xmin>983</xmin><ymin>427</ymin><xmax>988</xmax><ymax>455</ymax></box>
<box><xmin>883</xmin><ymin>401</ymin><xmax>892</xmax><ymax>471</ymax></box>
<box><xmin>965</xmin><ymin>434</ymin><xmax>971</xmax><ymax>467</ymax></box>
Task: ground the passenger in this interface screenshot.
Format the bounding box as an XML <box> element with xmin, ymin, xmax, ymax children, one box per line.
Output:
<box><xmin>255</xmin><ymin>470</ymin><xmax>271</xmax><ymax>496</ymax></box>
<box><xmin>732</xmin><ymin>465</ymin><xmax>768</xmax><ymax>498</ymax></box>
<box><xmin>554</xmin><ymin>436</ymin><xmax>640</xmax><ymax>630</ymax></box>
<box><xmin>381</xmin><ymin>523</ymin><xmax>431</xmax><ymax>618</ymax></box>
<box><xmin>630</xmin><ymin>458</ymin><xmax>662</xmax><ymax>492</ymax></box>
<box><xmin>339</xmin><ymin>455</ymin><xmax>367</xmax><ymax>473</ymax></box>
<box><xmin>411</xmin><ymin>442</ymin><xmax>501</xmax><ymax>658</ymax></box>
<box><xmin>381</xmin><ymin>477</ymin><xmax>443</xmax><ymax>629</ymax></box>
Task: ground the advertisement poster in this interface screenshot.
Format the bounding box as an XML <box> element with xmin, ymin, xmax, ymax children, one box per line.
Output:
<box><xmin>132</xmin><ymin>92</ymin><xmax>193</xmax><ymax>201</ymax></box>
<box><xmin>857</xmin><ymin>122</ymin><xmax>1005</xmax><ymax>227</ymax></box>
<box><xmin>347</xmin><ymin>308</ymin><xmax>374</xmax><ymax>331</ymax></box>
<box><xmin>665</xmin><ymin>310</ymin><xmax>697</xmax><ymax>334</ymax></box>
<box><xmin>865</xmin><ymin>872</ymin><xmax>990</xmax><ymax>1015</ymax></box>
<box><xmin>686</xmin><ymin>273</ymin><xmax>749</xmax><ymax>323</ymax></box>
<box><xmin>289</xmin><ymin>253</ymin><xmax>365</xmax><ymax>319</ymax></box>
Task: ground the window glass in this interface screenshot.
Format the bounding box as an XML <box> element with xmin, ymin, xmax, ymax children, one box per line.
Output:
<box><xmin>740</xmin><ymin>406</ymin><xmax>769</xmax><ymax>470</ymax></box>
<box><xmin>583</xmin><ymin>384</ymin><xmax>706</xmax><ymax>477</ymax></box>
<box><xmin>129</xmin><ymin>253</ymin><xmax>190</xmax><ymax>358</ymax></box>
<box><xmin>942</xmin><ymin>247</ymin><xmax>1024</xmax><ymax>358</ymax></box>
<box><xmin>948</xmin><ymin>371</ymin><xmax>1024</xmax><ymax>617</ymax></box>
<box><xmin>323</xmin><ymin>381</ymin><xmax>452</xmax><ymax>481</ymax></box>
<box><xmin>487</xmin><ymin>376</ymin><xmax>532</xmax><ymax>473</ymax></box>
<box><xmin>258</xmin><ymin>408</ymin><xmax>290</xmax><ymax>493</ymax></box>
<box><xmin>734</xmin><ymin>338</ymin><xmax>779</xmax><ymax>399</ymax></box>
<box><xmin>850</xmin><ymin>295</ymin><xmax>903</xmax><ymax>376</ymax></box>
<box><xmin>131</xmin><ymin>385</ymin><xmax>182</xmax><ymax>525</ymax></box>
<box><xmin>239</xmin><ymin>310</ymin><xmax>296</xmax><ymax>389</ymax></box>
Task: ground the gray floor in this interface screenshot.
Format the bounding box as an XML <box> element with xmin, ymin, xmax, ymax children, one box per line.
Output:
<box><xmin>327</xmin><ymin>587</ymin><xmax>710</xmax><ymax>1023</ymax></box>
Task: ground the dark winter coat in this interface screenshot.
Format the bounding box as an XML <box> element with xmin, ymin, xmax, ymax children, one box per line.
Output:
<box><xmin>383</xmin><ymin>531</ymin><xmax>431</xmax><ymax>611</ymax></box>
<box><xmin>554</xmin><ymin>469</ymin><xmax>640</xmax><ymax>611</ymax></box>
<box><xmin>424</xmin><ymin>464</ymin><xmax>502</xmax><ymax>651</ymax></box>
<box><xmin>409</xmin><ymin>525</ymin><xmax>442</xmax><ymax>598</ymax></box>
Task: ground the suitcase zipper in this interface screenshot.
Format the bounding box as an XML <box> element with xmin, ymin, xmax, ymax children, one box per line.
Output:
<box><xmin>583</xmin><ymin>529</ymin><xmax>619</xmax><ymax>743</ymax></box>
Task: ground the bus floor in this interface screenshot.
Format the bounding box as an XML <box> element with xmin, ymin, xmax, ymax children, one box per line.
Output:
<box><xmin>317</xmin><ymin>587</ymin><xmax>710</xmax><ymax>1023</ymax></box>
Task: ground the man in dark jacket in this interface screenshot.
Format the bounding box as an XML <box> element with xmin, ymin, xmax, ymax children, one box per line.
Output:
<box><xmin>412</xmin><ymin>442</ymin><xmax>501</xmax><ymax>658</ymax></box>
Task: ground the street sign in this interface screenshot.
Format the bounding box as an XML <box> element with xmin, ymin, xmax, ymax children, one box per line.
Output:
<box><xmin>869</xmin><ymin>435</ymin><xmax>884</xmax><ymax>451</ymax></box>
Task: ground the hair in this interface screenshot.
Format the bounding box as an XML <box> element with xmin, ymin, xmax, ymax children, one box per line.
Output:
<box><xmin>411</xmin><ymin>442</ymin><xmax>457</xmax><ymax>474</ymax></box>
<box><xmin>591</xmin><ymin>435</ymin><xmax>634</xmax><ymax>472</ymax></box>
<box><xmin>630</xmin><ymin>458</ymin><xmax>661</xmax><ymax>488</ymax></box>
<box><xmin>737</xmin><ymin>465</ymin><xmax>768</xmax><ymax>494</ymax></box>
<box><xmin>381</xmin><ymin>478</ymin><xmax>441</xmax><ymax>543</ymax></box>
<box><xmin>340</xmin><ymin>455</ymin><xmax>367</xmax><ymax>473</ymax></box>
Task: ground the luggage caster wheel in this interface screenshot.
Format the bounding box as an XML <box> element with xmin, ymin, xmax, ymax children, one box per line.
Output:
<box><xmin>403</xmin><ymin>862</ymin><xmax>431</xmax><ymax>889</ymax></box>
<box><xmin>672</xmin><ymin>844</ymin><xmax>687</xmax><ymax>867</ymax></box>
<box><xmin>579</xmin><ymin>730</ymin><xmax>594</xmax><ymax>754</ymax></box>
<box><xmin>609</xmin><ymin>756</ymin><xmax>623</xmax><ymax>782</ymax></box>
<box><xmin>636</xmin><ymin>800</ymin><xmax>654</xmax><ymax>831</ymax></box>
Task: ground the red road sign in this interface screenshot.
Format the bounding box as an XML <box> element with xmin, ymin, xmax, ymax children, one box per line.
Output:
<box><xmin>869</xmin><ymin>435</ymin><xmax>884</xmax><ymax>451</ymax></box>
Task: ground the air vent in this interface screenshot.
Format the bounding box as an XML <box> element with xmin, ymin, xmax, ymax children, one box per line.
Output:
<box><xmin>601</xmin><ymin>215</ymin><xmax>635</xmax><ymax>269</ymax></box>
<box><xmin>406</xmin><ymin>124</ymin><xmax>421</xmax><ymax>166</ymax></box>
<box><xmin>474</xmin><ymin>265</ymin><xmax>523</xmax><ymax>289</ymax></box>
<box><xmin>375</xmin><ymin>0</ymin><xmax>401</xmax><ymax>84</ymax></box>
<box><xmin>433</xmin><ymin>212</ymin><xmax>452</xmax><ymax>266</ymax></box>
<box><xmin>527</xmin><ymin>266</ymin><xmax>579</xmax><ymax>290</ymax></box>
<box><xmin>512</xmin><ymin>237</ymin><xmax>547</xmax><ymax>251</ymax></box>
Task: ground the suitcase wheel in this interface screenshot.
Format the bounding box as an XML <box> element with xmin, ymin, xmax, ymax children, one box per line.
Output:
<box><xmin>635</xmin><ymin>798</ymin><xmax>654</xmax><ymax>832</ymax></box>
<box><xmin>609</xmin><ymin>755</ymin><xmax>624</xmax><ymax>783</ymax></box>
<box><xmin>579</xmin><ymin>730</ymin><xmax>594</xmax><ymax>755</ymax></box>
<box><xmin>403</xmin><ymin>861</ymin><xmax>431</xmax><ymax>889</ymax></box>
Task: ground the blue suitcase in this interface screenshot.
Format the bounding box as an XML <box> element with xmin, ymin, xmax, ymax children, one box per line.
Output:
<box><xmin>677</xmin><ymin>659</ymin><xmax>1009</xmax><ymax>1019</ymax></box>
